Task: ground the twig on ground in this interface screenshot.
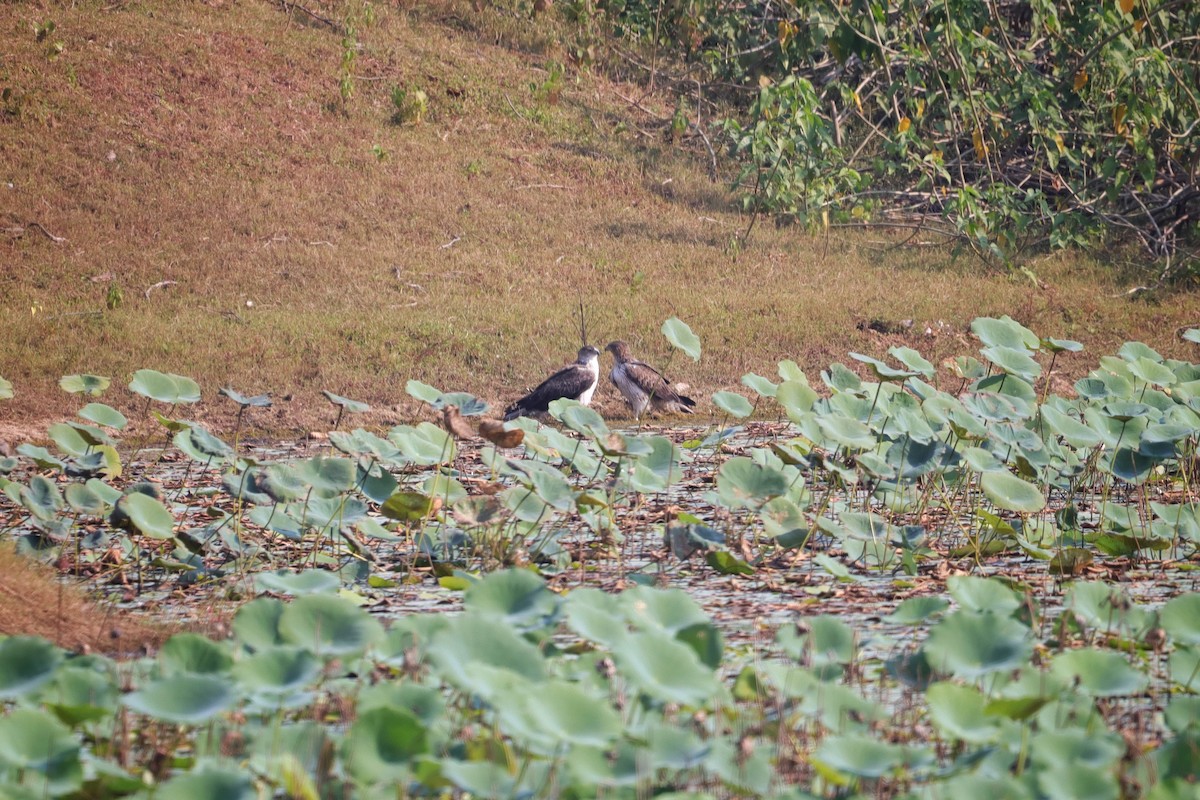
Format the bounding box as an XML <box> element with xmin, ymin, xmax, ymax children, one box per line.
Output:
<box><xmin>438</xmin><ymin>236</ymin><xmax>462</xmax><ymax>249</ymax></box>
<box><xmin>276</xmin><ymin>0</ymin><xmax>342</xmax><ymax>33</ymax></box>
<box><xmin>28</xmin><ymin>222</ymin><xmax>66</xmax><ymax>243</ymax></box>
<box><xmin>513</xmin><ymin>184</ymin><xmax>571</xmax><ymax>191</ymax></box>
<box><xmin>144</xmin><ymin>280</ymin><xmax>178</xmax><ymax>299</ymax></box>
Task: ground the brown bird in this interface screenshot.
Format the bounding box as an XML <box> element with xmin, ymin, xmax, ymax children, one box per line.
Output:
<box><xmin>604</xmin><ymin>340</ymin><xmax>696</xmax><ymax>419</ymax></box>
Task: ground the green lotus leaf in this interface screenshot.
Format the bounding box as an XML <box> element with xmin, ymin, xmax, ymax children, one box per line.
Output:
<box><xmin>321</xmin><ymin>390</ymin><xmax>369</xmax><ymax>412</ymax></box>
<box><xmin>129</xmin><ymin>369</ymin><xmax>200</xmax><ymax>404</ymax></box>
<box><xmin>850</xmin><ymin>351</ymin><xmax>918</xmax><ymax>381</ymax></box>
<box><xmin>59</xmin><ymin>373</ymin><xmax>110</xmax><ymax>396</ymax></box>
<box><xmin>885</xmin><ymin>596</ymin><xmax>950</xmax><ymax>625</ymax></box>
<box><xmin>1050</xmin><ymin>648</ymin><xmax>1149</xmax><ymax>696</ymax></box>
<box><xmin>712</xmin><ymin>390</ymin><xmax>753</xmax><ymax>418</ymax></box>
<box><xmin>661</xmin><ymin>316</ymin><xmax>701</xmax><ymax>360</ymax></box>
<box><xmin>888</xmin><ymin>345</ymin><xmax>935</xmax><ymax>378</ymax></box>
<box><xmin>814</xmin><ymin>414</ymin><xmax>875</xmax><ymax>450</ymax></box>
<box><xmin>549</xmin><ymin>399</ymin><xmax>610</xmax><ymax>438</ymax></box>
<box><xmin>233</xmin><ymin>598</ymin><xmax>286</xmax><ymax>651</ymax></box>
<box><xmin>21</xmin><ymin>475</ymin><xmax>63</xmax><ymax>521</ymax></box>
<box><xmin>122</xmin><ymin>674</ymin><xmax>235</xmax><ymax>724</ymax></box>
<box><xmin>623</xmin><ymin>585</ymin><xmax>711</xmax><ymax>634</ymax></box>
<box><xmin>564</xmin><ymin>588</ymin><xmax>627</xmax><ymax>647</ymax></box>
<box><xmin>77</xmin><ymin>402</ymin><xmax>127</xmax><ymax>430</ymax></box>
<box><xmin>46</xmin><ymin>663</ymin><xmax>118</xmax><ymax>726</ymax></box>
<box><xmin>344</xmin><ymin>706</ymin><xmax>429</xmax><ymax>784</ymax></box>
<box><xmin>0</xmin><ymin>376</ymin><xmax>12</xmax><ymax>400</ymax></box>
<box><xmin>0</xmin><ymin>637</ymin><xmax>63</xmax><ymax>699</ymax></box>
<box><xmin>219</xmin><ymin>386</ymin><xmax>271</xmax><ymax>407</ymax></box>
<box><xmin>430</xmin><ymin>614</ymin><xmax>547</xmax><ymax>690</ymax></box>
<box><xmin>0</xmin><ymin>708</ymin><xmax>81</xmax><ymax>796</ymax></box>
<box><xmin>501</xmin><ymin>679</ymin><xmax>622</xmax><ymax>749</ymax></box>
<box><xmin>612</xmin><ymin>631</ymin><xmax>720</xmax><ymax>705</ymax></box>
<box><xmin>117</xmin><ymin>492</ymin><xmax>175</xmax><ymax>538</ymax></box>
<box><xmin>1161</xmin><ymin>594</ymin><xmax>1200</xmax><ymax>646</ymax></box>
<box><xmin>278</xmin><ymin>593</ymin><xmax>383</xmax><ymax>656</ymax></box>
<box><xmin>741</xmin><ymin>372</ymin><xmax>778</xmax><ymax>397</ymax></box>
<box><xmin>925</xmin><ymin>610</ymin><xmax>1032</xmax><ymax>678</ymax></box>
<box><xmin>1041</xmin><ymin>337</ymin><xmax>1083</xmax><ymax>353</ymax></box>
<box><xmin>947</xmin><ymin>575</ymin><xmax>1023</xmax><ymax>615</ymax></box>
<box><xmin>1039</xmin><ymin>405</ymin><xmax>1102</xmax><ymax>448</ymax></box>
<box><xmin>926</xmin><ymin>682</ymin><xmax>1004</xmax><ymax>743</ymax></box>
<box><xmin>156</xmin><ymin>766</ymin><xmax>257</xmax><ymax>800</ymax></box>
<box><xmin>1067</xmin><ymin>581</ymin><xmax>1155</xmax><ymax>637</ymax></box>
<box><xmin>159</xmin><ymin>633</ymin><xmax>233</xmax><ymax>675</ymax></box>
<box><xmin>777</xmin><ymin>615</ymin><xmax>855</xmax><ymax>665</ymax></box>
<box><xmin>981</xmin><ymin>471</ymin><xmax>1045</xmax><ymax>513</ymax></box>
<box><xmin>358</xmin><ymin>683</ymin><xmax>445</xmax><ymax>725</ymax></box>
<box><xmin>234</xmin><ymin>645</ymin><xmax>321</xmax><ymax>697</ymax></box>
<box><xmin>716</xmin><ymin>456</ymin><xmax>788</xmax><ymax>509</ymax></box>
<box><xmin>16</xmin><ymin>444</ymin><xmax>64</xmax><ymax>471</ymax></box>
<box><xmin>256</xmin><ymin>569</ymin><xmax>341</xmax><ymax>596</ymax></box>
<box><xmin>1036</xmin><ymin>762</ymin><xmax>1118</xmax><ymax>800</ymax></box>
<box><xmin>463</xmin><ymin>568</ymin><xmax>560</xmax><ymax>630</ymax></box>
<box><xmin>971</xmin><ymin>315</ymin><xmax>1039</xmax><ymax>350</ymax></box>
<box><xmin>813</xmin><ymin>734</ymin><xmax>906</xmax><ymax>779</ymax></box>
<box><xmin>389</xmin><ymin>421</ymin><xmax>456</xmax><ymax>465</ymax></box>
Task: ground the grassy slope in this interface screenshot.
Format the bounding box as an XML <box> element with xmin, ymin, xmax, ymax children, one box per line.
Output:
<box><xmin>1</xmin><ymin>1</ymin><xmax>1196</xmax><ymax>435</ymax></box>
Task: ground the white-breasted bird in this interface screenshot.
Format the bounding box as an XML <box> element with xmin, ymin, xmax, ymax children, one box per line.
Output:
<box><xmin>503</xmin><ymin>345</ymin><xmax>601</xmax><ymax>421</ymax></box>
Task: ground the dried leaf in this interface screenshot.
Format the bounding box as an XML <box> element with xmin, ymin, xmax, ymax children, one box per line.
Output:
<box><xmin>478</xmin><ymin>419</ymin><xmax>524</xmax><ymax>448</ymax></box>
<box><xmin>440</xmin><ymin>405</ymin><xmax>477</xmax><ymax>440</ymax></box>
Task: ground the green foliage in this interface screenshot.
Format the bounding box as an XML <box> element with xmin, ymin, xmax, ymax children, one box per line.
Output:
<box><xmin>603</xmin><ymin>0</ymin><xmax>1200</xmax><ymax>266</ymax></box>
<box><xmin>0</xmin><ymin>570</ymin><xmax>1193</xmax><ymax>797</ymax></box>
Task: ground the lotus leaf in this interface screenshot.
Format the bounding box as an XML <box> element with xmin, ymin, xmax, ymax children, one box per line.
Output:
<box><xmin>971</xmin><ymin>316</ymin><xmax>1040</xmax><ymax>350</ymax></box>
<box><xmin>321</xmin><ymin>390</ymin><xmax>369</xmax><ymax>412</ymax></box>
<box><xmin>343</xmin><ymin>707</ymin><xmax>428</xmax><ymax>783</ymax></box>
<box><xmin>129</xmin><ymin>369</ymin><xmax>200</xmax><ymax>404</ymax></box>
<box><xmin>565</xmin><ymin>588</ymin><xmax>628</xmax><ymax>647</ymax></box>
<box><xmin>613</xmin><ymin>632</ymin><xmax>719</xmax><ymax>705</ymax></box>
<box><xmin>0</xmin><ymin>637</ymin><xmax>62</xmax><ymax>699</ymax></box>
<box><xmin>155</xmin><ymin>766</ymin><xmax>257</xmax><ymax>800</ymax></box>
<box><xmin>549</xmin><ymin>399</ymin><xmax>610</xmax><ymax>438</ymax></box>
<box><xmin>661</xmin><ymin>316</ymin><xmax>701</xmax><ymax>360</ymax></box>
<box><xmin>278</xmin><ymin>594</ymin><xmax>383</xmax><ymax>656</ymax></box>
<box><xmin>159</xmin><ymin>633</ymin><xmax>233</xmax><ymax>675</ymax></box>
<box><xmin>1159</xmin><ymin>594</ymin><xmax>1200</xmax><ymax>646</ymax></box>
<box><xmin>115</xmin><ymin>492</ymin><xmax>175</xmax><ymax>538</ymax></box>
<box><xmin>257</xmin><ymin>569</ymin><xmax>341</xmax><ymax>596</ymax></box>
<box><xmin>430</xmin><ymin>614</ymin><xmax>547</xmax><ymax>688</ymax></box>
<box><xmin>925</xmin><ymin>610</ymin><xmax>1032</xmax><ymax>678</ymax></box>
<box><xmin>981</xmin><ymin>471</ymin><xmax>1045</xmax><ymax>513</ymax></box>
<box><xmin>1036</xmin><ymin>762</ymin><xmax>1118</xmax><ymax>800</ymax></box>
<box><xmin>741</xmin><ymin>372</ymin><xmax>778</xmax><ymax>397</ymax></box>
<box><xmin>122</xmin><ymin>674</ymin><xmax>235</xmax><ymax>724</ymax></box>
<box><xmin>1050</xmin><ymin>648</ymin><xmax>1149</xmax><ymax>696</ymax></box>
<box><xmin>813</xmin><ymin>734</ymin><xmax>906</xmax><ymax>779</ymax></box>
<box><xmin>885</xmin><ymin>596</ymin><xmax>949</xmax><ymax>625</ymax></box>
<box><xmin>0</xmin><ymin>708</ymin><xmax>81</xmax><ymax>796</ymax></box>
<box><xmin>926</xmin><ymin>682</ymin><xmax>1006</xmax><ymax>743</ymax></box>
<box><xmin>463</xmin><ymin>568</ymin><xmax>560</xmax><ymax>629</ymax></box>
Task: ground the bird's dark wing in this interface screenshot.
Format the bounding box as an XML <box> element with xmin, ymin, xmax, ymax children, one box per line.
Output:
<box><xmin>628</xmin><ymin>360</ymin><xmax>695</xmax><ymax>411</ymax></box>
<box><xmin>504</xmin><ymin>364</ymin><xmax>594</xmax><ymax>420</ymax></box>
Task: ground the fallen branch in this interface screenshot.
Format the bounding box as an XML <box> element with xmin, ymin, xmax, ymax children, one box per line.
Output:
<box><xmin>276</xmin><ymin>0</ymin><xmax>342</xmax><ymax>33</ymax></box>
<box><xmin>28</xmin><ymin>222</ymin><xmax>65</xmax><ymax>243</ymax></box>
<box><xmin>144</xmin><ymin>280</ymin><xmax>177</xmax><ymax>299</ymax></box>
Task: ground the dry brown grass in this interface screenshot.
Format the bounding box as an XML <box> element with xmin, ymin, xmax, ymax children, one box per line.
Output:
<box><xmin>0</xmin><ymin>543</ymin><xmax>172</xmax><ymax>655</ymax></box>
<box><xmin>1</xmin><ymin>1</ymin><xmax>1196</xmax><ymax>438</ymax></box>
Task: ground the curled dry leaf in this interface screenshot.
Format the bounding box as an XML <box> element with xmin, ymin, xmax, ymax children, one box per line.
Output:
<box><xmin>478</xmin><ymin>419</ymin><xmax>524</xmax><ymax>448</ymax></box>
<box><xmin>441</xmin><ymin>405</ymin><xmax>477</xmax><ymax>440</ymax></box>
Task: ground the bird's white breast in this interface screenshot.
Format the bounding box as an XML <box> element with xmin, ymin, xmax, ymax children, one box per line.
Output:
<box><xmin>578</xmin><ymin>356</ymin><xmax>600</xmax><ymax>405</ymax></box>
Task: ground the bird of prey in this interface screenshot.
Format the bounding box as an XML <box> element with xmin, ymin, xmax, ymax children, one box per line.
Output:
<box><xmin>503</xmin><ymin>345</ymin><xmax>601</xmax><ymax>421</ymax></box>
<box><xmin>604</xmin><ymin>340</ymin><xmax>696</xmax><ymax>419</ymax></box>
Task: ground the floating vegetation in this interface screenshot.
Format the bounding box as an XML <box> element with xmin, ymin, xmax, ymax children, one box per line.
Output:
<box><xmin>0</xmin><ymin>316</ymin><xmax>1197</xmax><ymax>797</ymax></box>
